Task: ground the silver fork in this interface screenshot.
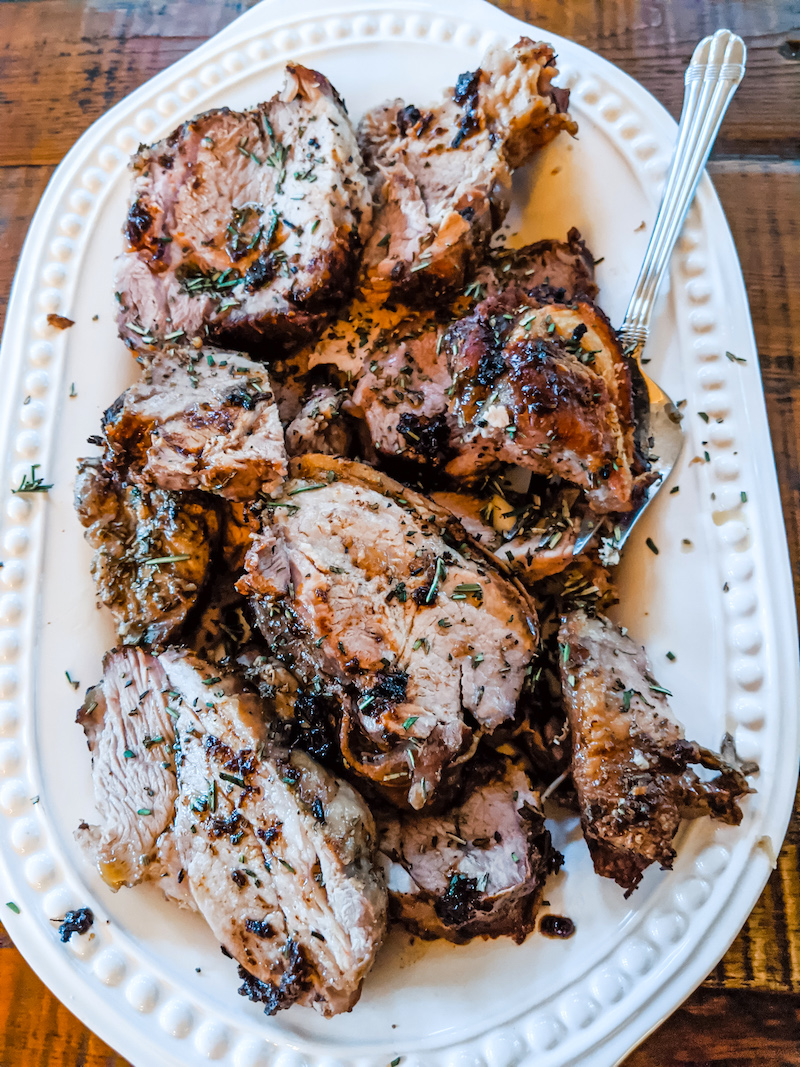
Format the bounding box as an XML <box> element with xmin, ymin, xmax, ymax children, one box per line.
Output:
<box><xmin>573</xmin><ymin>29</ymin><xmax>746</xmax><ymax>557</ymax></box>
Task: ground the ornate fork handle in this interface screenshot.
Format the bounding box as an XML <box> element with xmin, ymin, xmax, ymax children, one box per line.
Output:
<box><xmin>620</xmin><ymin>29</ymin><xmax>746</xmax><ymax>352</ymax></box>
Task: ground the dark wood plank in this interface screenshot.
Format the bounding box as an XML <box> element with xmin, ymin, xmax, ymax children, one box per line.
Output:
<box><xmin>626</xmin><ymin>989</ymin><xmax>800</xmax><ymax>1065</ymax></box>
<box><xmin>0</xmin><ymin>0</ymin><xmax>798</xmax><ymax>166</ymax></box>
<box><xmin>0</xmin><ymin>166</ymin><xmax>55</xmax><ymax>331</ymax></box>
<box><xmin>0</xmin><ymin>0</ymin><xmax>260</xmax><ymax>166</ymax></box>
<box><xmin>709</xmin><ymin>159</ymin><xmax>800</xmax><ymax>616</ymax></box>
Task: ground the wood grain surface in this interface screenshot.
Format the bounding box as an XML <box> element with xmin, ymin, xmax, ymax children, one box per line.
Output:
<box><xmin>1</xmin><ymin>0</ymin><xmax>799</xmax><ymax>1064</ymax></box>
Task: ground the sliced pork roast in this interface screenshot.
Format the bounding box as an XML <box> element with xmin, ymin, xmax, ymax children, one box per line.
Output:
<box><xmin>378</xmin><ymin>756</ymin><xmax>559</xmax><ymax>943</ymax></box>
<box><xmin>358</xmin><ymin>39</ymin><xmax>576</xmax><ymax>303</ymax></box>
<box><xmin>446</xmin><ymin>290</ymin><xmax>642</xmax><ymax>512</ymax></box>
<box><xmin>115</xmin><ymin>64</ymin><xmax>371</xmax><ymax>354</ymax></box>
<box><xmin>160</xmin><ymin>649</ymin><xmax>386</xmax><ymax>1016</ymax></box>
<box><xmin>74</xmin><ymin>457</ymin><xmax>219</xmax><ymax>647</ymax></box>
<box><xmin>102</xmin><ymin>347</ymin><xmax>287</xmax><ymax>500</ymax></box>
<box><xmin>285</xmin><ymin>386</ymin><xmax>353</xmax><ymax>458</ymax></box>
<box><xmin>432</xmin><ymin>482</ymin><xmax>588</xmax><ymax>584</ymax></box>
<box><xmin>75</xmin><ymin>649</ymin><xmax>187</xmax><ymax>903</ymax></box>
<box><xmin>480</xmin><ymin>228</ymin><xmax>598</xmax><ymax>302</ymax></box>
<box><xmin>340</xmin><ymin>231</ymin><xmax>599</xmax><ymax>466</ymax></box>
<box><xmin>237</xmin><ymin>456</ymin><xmax>539</xmax><ymax>811</ymax></box>
<box><xmin>559</xmin><ymin>610</ymin><xmax>752</xmax><ymax>894</ymax></box>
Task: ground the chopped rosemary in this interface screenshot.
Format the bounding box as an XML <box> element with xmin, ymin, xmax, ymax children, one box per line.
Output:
<box><xmin>220</xmin><ymin>772</ymin><xmax>246</xmax><ymax>788</ymax></box>
<box><xmin>725</xmin><ymin>350</ymin><xmax>747</xmax><ymax>364</ymax></box>
<box><xmin>137</xmin><ymin>808</ymin><xmax>153</xmax><ymax>816</ymax></box>
<box><xmin>12</xmin><ymin>464</ymin><xmax>52</xmax><ymax>494</ymax></box>
<box><xmin>464</xmin><ymin>280</ymin><xmax>486</xmax><ymax>301</ymax></box>
<box><xmin>65</xmin><ymin>671</ymin><xmax>79</xmax><ymax>690</ymax></box>
<box><xmin>425</xmin><ymin>557</ymin><xmax>446</xmax><ymax>604</ymax></box>
<box><xmin>143</xmin><ymin>554</ymin><xmax>191</xmax><ymax>565</ymax></box>
<box><xmin>645</xmin><ymin>537</ymin><xmax>659</xmax><ymax>555</ymax></box>
<box><xmin>402</xmin><ymin>716</ymin><xmax>418</xmax><ymax>730</ymax></box>
<box><xmin>452</xmin><ymin>582</ymin><xmax>482</xmax><ymax>597</ymax></box>
<box><xmin>5</xmin><ymin>902</ymin><xmax>20</xmax><ymax>914</ymax></box>
<box><xmin>287</xmin><ymin>483</ymin><xmax>328</xmax><ymax>495</ymax></box>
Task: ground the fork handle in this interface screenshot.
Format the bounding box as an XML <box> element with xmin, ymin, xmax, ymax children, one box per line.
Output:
<box><xmin>620</xmin><ymin>29</ymin><xmax>746</xmax><ymax>352</ymax></box>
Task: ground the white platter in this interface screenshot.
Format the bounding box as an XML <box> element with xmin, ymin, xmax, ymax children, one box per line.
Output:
<box><xmin>0</xmin><ymin>1</ymin><xmax>797</xmax><ymax>1064</ymax></box>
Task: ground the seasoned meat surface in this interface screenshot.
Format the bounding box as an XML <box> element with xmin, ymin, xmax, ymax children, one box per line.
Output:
<box><xmin>560</xmin><ymin>610</ymin><xmax>751</xmax><ymax>893</ymax></box>
<box><xmin>378</xmin><ymin>757</ymin><xmax>559</xmax><ymax>943</ymax></box>
<box><xmin>431</xmin><ymin>484</ymin><xmax>585</xmax><ymax>583</ymax></box>
<box><xmin>285</xmin><ymin>386</ymin><xmax>353</xmax><ymax>458</ymax></box>
<box><xmin>238</xmin><ymin>456</ymin><xmax>539</xmax><ymax>810</ymax></box>
<box><xmin>160</xmin><ymin>649</ymin><xmax>386</xmax><ymax>1016</ymax></box>
<box><xmin>75</xmin><ymin>649</ymin><xmax>177</xmax><ymax>891</ymax></box>
<box><xmin>102</xmin><ymin>347</ymin><xmax>287</xmax><ymax>501</ymax></box>
<box><xmin>348</xmin><ymin>312</ymin><xmax>452</xmax><ymax>463</ymax></box>
<box><xmin>316</xmin><ymin>231</ymin><xmax>599</xmax><ymax>468</ymax></box>
<box><xmin>446</xmin><ymin>291</ymin><xmax>640</xmax><ymax>512</ymax></box>
<box><xmin>480</xmin><ymin>228</ymin><xmax>598</xmax><ymax>302</ymax></box>
<box><xmin>115</xmin><ymin>64</ymin><xmax>371</xmax><ymax>353</ymax></box>
<box><xmin>74</xmin><ymin>457</ymin><xmax>219</xmax><ymax>647</ymax></box>
<box><xmin>358</xmin><ymin>39</ymin><xmax>576</xmax><ymax>303</ymax></box>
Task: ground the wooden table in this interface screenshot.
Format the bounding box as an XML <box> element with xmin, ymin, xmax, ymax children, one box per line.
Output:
<box><xmin>1</xmin><ymin>0</ymin><xmax>798</xmax><ymax>1063</ymax></box>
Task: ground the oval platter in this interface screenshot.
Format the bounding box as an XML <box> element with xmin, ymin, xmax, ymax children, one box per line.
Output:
<box><xmin>0</xmin><ymin>1</ymin><xmax>797</xmax><ymax>1065</ymax></box>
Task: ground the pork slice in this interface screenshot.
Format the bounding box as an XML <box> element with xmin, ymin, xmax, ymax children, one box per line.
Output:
<box><xmin>74</xmin><ymin>457</ymin><xmax>220</xmax><ymax>647</ymax></box>
<box><xmin>102</xmin><ymin>347</ymin><xmax>286</xmax><ymax>501</ymax></box>
<box><xmin>238</xmin><ymin>456</ymin><xmax>539</xmax><ymax>810</ymax></box>
<box><xmin>358</xmin><ymin>39</ymin><xmax>576</xmax><ymax>304</ymax></box>
<box><xmin>285</xmin><ymin>386</ymin><xmax>353</xmax><ymax>458</ymax></box>
<box><xmin>445</xmin><ymin>290</ymin><xmax>641</xmax><ymax>512</ymax></box>
<box><xmin>115</xmin><ymin>64</ymin><xmax>371</xmax><ymax>354</ymax></box>
<box><xmin>308</xmin><ymin>231</ymin><xmax>597</xmax><ymax>468</ymax></box>
<box><xmin>378</xmin><ymin>757</ymin><xmax>559</xmax><ymax>943</ymax></box>
<box><xmin>559</xmin><ymin>610</ymin><xmax>752</xmax><ymax>894</ymax></box>
<box><xmin>75</xmin><ymin>649</ymin><xmax>177</xmax><ymax>890</ymax></box>
<box><xmin>431</xmin><ymin>485</ymin><xmax>586</xmax><ymax>584</ymax></box>
<box><xmin>235</xmin><ymin>647</ymin><xmax>343</xmax><ymax>768</ymax></box>
<box><xmin>480</xmin><ymin>228</ymin><xmax>598</xmax><ymax>302</ymax></box>
<box><xmin>160</xmin><ymin>649</ymin><xmax>386</xmax><ymax>1016</ymax></box>
<box><xmin>349</xmin><ymin>318</ymin><xmax>453</xmax><ymax>463</ymax></box>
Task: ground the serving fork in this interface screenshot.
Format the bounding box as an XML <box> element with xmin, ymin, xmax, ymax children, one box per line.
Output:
<box><xmin>573</xmin><ymin>29</ymin><xmax>746</xmax><ymax>556</ymax></box>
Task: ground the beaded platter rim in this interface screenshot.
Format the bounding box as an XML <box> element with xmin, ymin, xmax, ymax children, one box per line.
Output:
<box><xmin>0</xmin><ymin>1</ymin><xmax>797</xmax><ymax>1066</ymax></box>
